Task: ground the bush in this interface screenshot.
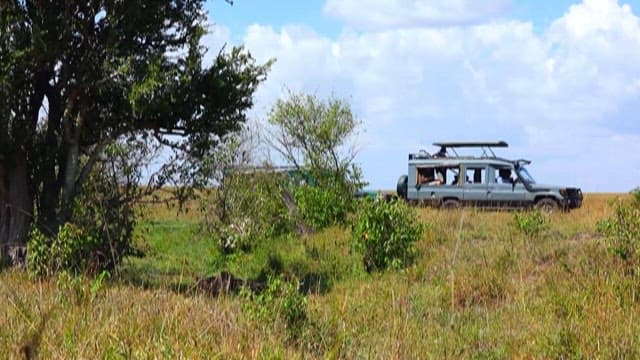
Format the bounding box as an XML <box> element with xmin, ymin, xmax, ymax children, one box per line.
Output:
<box><xmin>352</xmin><ymin>199</ymin><xmax>424</xmax><ymax>272</ymax></box>
<box><xmin>67</xmin><ymin>146</ymin><xmax>140</xmax><ymax>271</ymax></box>
<box><xmin>205</xmin><ymin>171</ymin><xmax>293</xmax><ymax>254</ymax></box>
<box><xmin>26</xmin><ymin>227</ymin><xmax>52</xmax><ymax>278</ymax></box>
<box><xmin>598</xmin><ymin>191</ymin><xmax>640</xmax><ymax>263</ymax></box>
<box><xmin>293</xmin><ymin>183</ymin><xmax>353</xmax><ymax>231</ymax></box>
<box><xmin>242</xmin><ymin>275</ymin><xmax>308</xmax><ymax>339</ymax></box>
<box><xmin>28</xmin><ymin>223</ymin><xmax>98</xmax><ymax>277</ymax></box>
<box><xmin>27</xmin><ymin>141</ymin><xmax>141</xmax><ymax>277</ymax></box>
<box><xmin>513</xmin><ymin>209</ymin><xmax>549</xmax><ymax>237</ymax></box>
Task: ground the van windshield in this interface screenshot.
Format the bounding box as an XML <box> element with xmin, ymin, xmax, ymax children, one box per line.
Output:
<box><xmin>518</xmin><ymin>166</ymin><xmax>536</xmax><ymax>184</ymax></box>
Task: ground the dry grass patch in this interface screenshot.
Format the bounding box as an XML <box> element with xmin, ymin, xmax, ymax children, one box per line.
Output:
<box><xmin>2</xmin><ymin>192</ymin><xmax>639</xmax><ymax>358</ymax></box>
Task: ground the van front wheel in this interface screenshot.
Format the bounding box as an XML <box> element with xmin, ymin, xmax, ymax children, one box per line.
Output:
<box><xmin>535</xmin><ymin>198</ymin><xmax>558</xmax><ymax>213</ymax></box>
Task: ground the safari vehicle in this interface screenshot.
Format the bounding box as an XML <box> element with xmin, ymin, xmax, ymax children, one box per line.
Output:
<box><xmin>396</xmin><ymin>141</ymin><xmax>583</xmax><ymax>211</ymax></box>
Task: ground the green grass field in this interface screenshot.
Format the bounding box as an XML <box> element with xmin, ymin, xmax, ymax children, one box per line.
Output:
<box><xmin>2</xmin><ymin>193</ymin><xmax>639</xmax><ymax>358</ymax></box>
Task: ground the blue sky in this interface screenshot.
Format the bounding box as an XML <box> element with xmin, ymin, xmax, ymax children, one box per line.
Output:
<box><xmin>202</xmin><ymin>0</ymin><xmax>640</xmax><ymax>192</ymax></box>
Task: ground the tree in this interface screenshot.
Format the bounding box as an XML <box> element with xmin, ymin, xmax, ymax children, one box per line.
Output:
<box><xmin>267</xmin><ymin>92</ymin><xmax>365</xmax><ymax>229</ymax></box>
<box><xmin>0</xmin><ymin>1</ymin><xmax>270</xmax><ymax>265</ymax></box>
<box><xmin>267</xmin><ymin>92</ymin><xmax>363</xmax><ymax>190</ymax></box>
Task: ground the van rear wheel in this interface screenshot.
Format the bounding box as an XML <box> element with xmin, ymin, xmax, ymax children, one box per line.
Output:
<box><xmin>535</xmin><ymin>198</ymin><xmax>558</xmax><ymax>213</ymax></box>
<box><xmin>441</xmin><ymin>199</ymin><xmax>461</xmax><ymax>210</ymax></box>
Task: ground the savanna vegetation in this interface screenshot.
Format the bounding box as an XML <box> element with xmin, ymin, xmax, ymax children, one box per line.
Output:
<box><xmin>3</xmin><ymin>1</ymin><xmax>640</xmax><ymax>359</ymax></box>
<box><xmin>2</xmin><ymin>193</ymin><xmax>640</xmax><ymax>358</ymax></box>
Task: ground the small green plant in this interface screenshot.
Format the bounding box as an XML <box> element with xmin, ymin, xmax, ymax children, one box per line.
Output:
<box><xmin>55</xmin><ymin>271</ymin><xmax>87</xmax><ymax>306</ymax></box>
<box><xmin>26</xmin><ymin>227</ymin><xmax>51</xmax><ymax>278</ymax></box>
<box><xmin>352</xmin><ymin>199</ymin><xmax>424</xmax><ymax>272</ymax></box>
<box><xmin>513</xmin><ymin>209</ymin><xmax>549</xmax><ymax>237</ymax></box>
<box><xmin>90</xmin><ymin>270</ymin><xmax>111</xmax><ymax>302</ymax></box>
<box><xmin>598</xmin><ymin>192</ymin><xmax>640</xmax><ymax>263</ymax></box>
<box><xmin>242</xmin><ymin>275</ymin><xmax>308</xmax><ymax>338</ymax></box>
<box><xmin>27</xmin><ymin>223</ymin><xmax>98</xmax><ymax>277</ymax></box>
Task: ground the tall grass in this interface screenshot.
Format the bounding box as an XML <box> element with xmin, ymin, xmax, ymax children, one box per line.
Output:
<box><xmin>2</xmin><ymin>193</ymin><xmax>638</xmax><ymax>358</ymax></box>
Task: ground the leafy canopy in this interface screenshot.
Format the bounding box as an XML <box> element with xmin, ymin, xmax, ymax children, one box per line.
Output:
<box><xmin>0</xmin><ymin>0</ymin><xmax>270</xmax><ymax>259</ymax></box>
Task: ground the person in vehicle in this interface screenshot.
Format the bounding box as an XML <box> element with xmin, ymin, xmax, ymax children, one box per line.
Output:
<box><xmin>498</xmin><ymin>168</ymin><xmax>513</xmax><ymax>184</ymax></box>
<box><xmin>433</xmin><ymin>146</ymin><xmax>447</xmax><ymax>158</ymax></box>
<box><xmin>453</xmin><ymin>175</ymin><xmax>459</xmax><ymax>185</ymax></box>
<box><xmin>429</xmin><ymin>171</ymin><xmax>444</xmax><ymax>185</ymax></box>
<box><xmin>418</xmin><ymin>168</ymin><xmax>443</xmax><ymax>185</ymax></box>
<box><xmin>473</xmin><ymin>169</ymin><xmax>482</xmax><ymax>184</ymax></box>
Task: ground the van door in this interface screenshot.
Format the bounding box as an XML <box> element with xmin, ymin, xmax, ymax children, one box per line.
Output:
<box><xmin>462</xmin><ymin>165</ymin><xmax>488</xmax><ymax>206</ymax></box>
<box><xmin>487</xmin><ymin>165</ymin><xmax>526</xmax><ymax>207</ymax></box>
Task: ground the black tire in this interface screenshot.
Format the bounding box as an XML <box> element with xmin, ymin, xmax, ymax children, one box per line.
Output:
<box><xmin>441</xmin><ymin>199</ymin><xmax>461</xmax><ymax>210</ymax></box>
<box><xmin>535</xmin><ymin>198</ymin><xmax>558</xmax><ymax>213</ymax></box>
<box><xmin>396</xmin><ymin>175</ymin><xmax>408</xmax><ymax>200</ymax></box>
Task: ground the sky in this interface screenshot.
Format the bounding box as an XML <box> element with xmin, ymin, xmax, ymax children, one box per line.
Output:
<box><xmin>201</xmin><ymin>0</ymin><xmax>640</xmax><ymax>192</ymax></box>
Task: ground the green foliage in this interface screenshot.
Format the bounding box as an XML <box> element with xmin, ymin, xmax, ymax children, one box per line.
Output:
<box><xmin>267</xmin><ymin>92</ymin><xmax>366</xmax><ymax>231</ymax></box>
<box><xmin>27</xmin><ymin>223</ymin><xmax>98</xmax><ymax>277</ymax></box>
<box><xmin>226</xmin><ymin>172</ymin><xmax>291</xmax><ymax>252</ymax></box>
<box><xmin>54</xmin><ymin>270</ymin><xmax>110</xmax><ymax>307</ymax></box>
<box><xmin>513</xmin><ymin>209</ymin><xmax>550</xmax><ymax>237</ymax></box>
<box><xmin>37</xmin><ymin>139</ymin><xmax>148</xmax><ymax>275</ymax></box>
<box><xmin>598</xmin><ymin>191</ymin><xmax>640</xmax><ymax>263</ymax></box>
<box><xmin>197</xmin><ymin>125</ymin><xmax>299</xmax><ymax>254</ymax></box>
<box><xmin>55</xmin><ymin>271</ymin><xmax>87</xmax><ymax>306</ymax></box>
<box><xmin>26</xmin><ymin>227</ymin><xmax>51</xmax><ymax>278</ymax></box>
<box><xmin>206</xmin><ymin>170</ymin><xmax>292</xmax><ymax>253</ymax></box>
<box><xmin>293</xmin><ymin>182</ymin><xmax>354</xmax><ymax>230</ymax></box>
<box><xmin>70</xmin><ymin>152</ymin><xmax>139</xmax><ymax>271</ymax></box>
<box><xmin>0</xmin><ymin>0</ymin><xmax>270</xmax><ymax>251</ymax></box>
<box><xmin>352</xmin><ymin>199</ymin><xmax>424</xmax><ymax>272</ymax></box>
<box><xmin>268</xmin><ymin>92</ymin><xmax>361</xmax><ymax>177</ymax></box>
<box><xmin>90</xmin><ymin>271</ymin><xmax>111</xmax><ymax>302</ymax></box>
<box><xmin>242</xmin><ymin>276</ymin><xmax>308</xmax><ymax>338</ymax></box>
<box><xmin>27</xmin><ymin>159</ymin><xmax>136</xmax><ymax>276</ymax></box>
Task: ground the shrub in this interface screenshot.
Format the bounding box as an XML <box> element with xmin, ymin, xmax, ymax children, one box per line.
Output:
<box><xmin>293</xmin><ymin>183</ymin><xmax>353</xmax><ymax>231</ymax></box>
<box><xmin>205</xmin><ymin>170</ymin><xmax>293</xmax><ymax>254</ymax></box>
<box><xmin>352</xmin><ymin>199</ymin><xmax>424</xmax><ymax>272</ymax></box>
<box><xmin>242</xmin><ymin>275</ymin><xmax>308</xmax><ymax>339</ymax></box>
<box><xmin>69</xmin><ymin>155</ymin><xmax>139</xmax><ymax>271</ymax></box>
<box><xmin>27</xmin><ymin>223</ymin><xmax>96</xmax><ymax>277</ymax></box>
<box><xmin>27</xmin><ymin>141</ymin><xmax>141</xmax><ymax>277</ymax></box>
<box><xmin>513</xmin><ymin>209</ymin><xmax>549</xmax><ymax>237</ymax></box>
<box><xmin>598</xmin><ymin>191</ymin><xmax>640</xmax><ymax>263</ymax></box>
<box><xmin>26</xmin><ymin>227</ymin><xmax>52</xmax><ymax>278</ymax></box>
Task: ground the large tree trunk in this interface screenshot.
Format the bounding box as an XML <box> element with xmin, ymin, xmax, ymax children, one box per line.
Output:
<box><xmin>0</xmin><ymin>151</ymin><xmax>32</xmax><ymax>267</ymax></box>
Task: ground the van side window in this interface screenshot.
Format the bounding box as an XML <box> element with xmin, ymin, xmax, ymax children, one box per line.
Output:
<box><xmin>465</xmin><ymin>167</ymin><xmax>485</xmax><ymax>184</ymax></box>
<box><xmin>417</xmin><ymin>167</ymin><xmax>444</xmax><ymax>185</ymax></box>
<box><xmin>417</xmin><ymin>167</ymin><xmax>434</xmax><ymax>184</ymax></box>
<box><xmin>445</xmin><ymin>166</ymin><xmax>461</xmax><ymax>185</ymax></box>
<box><xmin>491</xmin><ymin>166</ymin><xmax>513</xmax><ymax>184</ymax></box>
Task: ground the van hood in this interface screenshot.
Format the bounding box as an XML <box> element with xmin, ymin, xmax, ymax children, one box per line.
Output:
<box><xmin>528</xmin><ymin>183</ymin><xmax>561</xmax><ymax>192</ymax></box>
<box><xmin>528</xmin><ymin>183</ymin><xmax>581</xmax><ymax>192</ymax></box>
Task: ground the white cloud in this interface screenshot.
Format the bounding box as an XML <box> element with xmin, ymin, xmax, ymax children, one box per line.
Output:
<box><xmin>204</xmin><ymin>0</ymin><xmax>640</xmax><ymax>191</ymax></box>
<box><xmin>202</xmin><ymin>23</ymin><xmax>232</xmax><ymax>65</ymax></box>
<box><xmin>323</xmin><ymin>0</ymin><xmax>511</xmax><ymax>30</ymax></box>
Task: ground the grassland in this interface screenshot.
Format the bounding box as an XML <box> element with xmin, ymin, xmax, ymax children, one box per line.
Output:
<box><xmin>2</xmin><ymin>193</ymin><xmax>639</xmax><ymax>358</ymax></box>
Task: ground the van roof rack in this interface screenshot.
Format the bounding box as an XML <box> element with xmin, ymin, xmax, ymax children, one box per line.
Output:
<box><xmin>432</xmin><ymin>141</ymin><xmax>508</xmax><ymax>148</ymax></box>
<box><xmin>431</xmin><ymin>141</ymin><xmax>508</xmax><ymax>158</ymax></box>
